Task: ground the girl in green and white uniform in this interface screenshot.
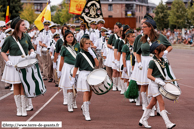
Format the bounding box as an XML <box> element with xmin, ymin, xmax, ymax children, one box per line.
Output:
<box><xmin>58</xmin><ymin>30</ymin><xmax>80</xmax><ymax>112</ymax></box>
<box><xmin>71</xmin><ymin>34</ymin><xmax>99</xmax><ymax>121</ymax></box>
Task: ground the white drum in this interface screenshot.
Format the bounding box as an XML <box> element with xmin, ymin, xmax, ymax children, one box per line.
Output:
<box><xmin>159</xmin><ymin>83</ymin><xmax>181</xmax><ymax>101</ymax></box>
<box><xmin>87</xmin><ymin>69</ymin><xmax>112</xmax><ymax>95</ymax></box>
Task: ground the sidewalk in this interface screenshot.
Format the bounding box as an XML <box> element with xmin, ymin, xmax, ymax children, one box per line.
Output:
<box><xmin>172</xmin><ymin>44</ymin><xmax>194</xmax><ymax>50</ymax></box>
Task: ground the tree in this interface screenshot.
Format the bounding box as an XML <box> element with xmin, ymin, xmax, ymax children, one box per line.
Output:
<box><xmin>0</xmin><ymin>0</ymin><xmax>23</xmax><ymax>20</ymax></box>
<box><xmin>154</xmin><ymin>0</ymin><xmax>169</xmax><ymax>30</ymax></box>
<box><xmin>187</xmin><ymin>2</ymin><xmax>194</xmax><ymax>27</ymax></box>
<box><xmin>52</xmin><ymin>0</ymin><xmax>75</xmax><ymax>25</ymax></box>
<box><xmin>0</xmin><ymin>5</ymin><xmax>4</xmax><ymax>20</ymax></box>
<box><xmin>20</xmin><ymin>3</ymin><xmax>38</xmax><ymax>24</ymax></box>
<box><xmin>169</xmin><ymin>0</ymin><xmax>187</xmax><ymax>29</ymax></box>
<box><xmin>51</xmin><ymin>5</ymin><xmax>57</xmax><ymax>12</ymax></box>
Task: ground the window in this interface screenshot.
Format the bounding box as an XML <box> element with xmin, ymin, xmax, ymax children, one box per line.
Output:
<box><xmin>108</xmin><ymin>15</ymin><xmax>113</xmax><ymax>18</ymax></box>
<box><xmin>108</xmin><ymin>4</ymin><xmax>113</xmax><ymax>11</ymax></box>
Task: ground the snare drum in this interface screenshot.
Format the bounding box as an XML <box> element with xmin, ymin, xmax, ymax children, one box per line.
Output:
<box><xmin>87</xmin><ymin>69</ymin><xmax>113</xmax><ymax>95</ymax></box>
<box><xmin>159</xmin><ymin>83</ymin><xmax>181</xmax><ymax>101</ymax></box>
<box><xmin>16</xmin><ymin>58</ymin><xmax>46</xmax><ymax>98</ymax></box>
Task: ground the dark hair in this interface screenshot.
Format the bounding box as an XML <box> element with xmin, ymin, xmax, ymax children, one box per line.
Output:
<box><xmin>61</xmin><ymin>25</ymin><xmax>70</xmax><ymax>36</ymax></box>
<box><xmin>122</xmin><ymin>27</ymin><xmax>130</xmax><ymax>39</ymax></box>
<box><xmin>125</xmin><ymin>33</ymin><xmax>133</xmax><ymax>44</ymax></box>
<box><xmin>11</xmin><ymin>20</ymin><xmax>24</xmax><ymax>40</ymax></box>
<box><xmin>140</xmin><ymin>22</ymin><xmax>159</xmax><ymax>43</ymax></box>
<box><xmin>63</xmin><ymin>31</ymin><xmax>77</xmax><ymax>46</ymax></box>
<box><xmin>153</xmin><ymin>44</ymin><xmax>166</xmax><ymax>55</ymax></box>
<box><xmin>82</xmin><ymin>24</ymin><xmax>86</xmax><ymax>34</ymax></box>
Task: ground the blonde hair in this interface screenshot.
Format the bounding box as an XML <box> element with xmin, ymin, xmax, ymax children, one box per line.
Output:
<box><xmin>80</xmin><ymin>38</ymin><xmax>90</xmax><ymax>49</ymax></box>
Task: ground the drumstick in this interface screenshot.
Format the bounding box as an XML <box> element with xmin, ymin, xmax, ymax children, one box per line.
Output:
<box><xmin>69</xmin><ymin>76</ymin><xmax>76</xmax><ymax>97</ymax></box>
<box><xmin>165</xmin><ymin>78</ymin><xmax>182</xmax><ymax>83</ymax></box>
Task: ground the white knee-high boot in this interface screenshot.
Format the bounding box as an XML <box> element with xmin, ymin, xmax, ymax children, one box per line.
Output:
<box><xmin>67</xmin><ymin>92</ymin><xmax>74</xmax><ymax>112</ymax></box>
<box><xmin>26</xmin><ymin>98</ymin><xmax>33</xmax><ymax>111</ymax></box>
<box><xmin>112</xmin><ymin>77</ymin><xmax>117</xmax><ymax>91</ymax></box>
<box><xmin>73</xmin><ymin>94</ymin><xmax>77</xmax><ymax>109</ymax></box>
<box><xmin>63</xmin><ymin>88</ymin><xmax>67</xmax><ymax>105</ymax></box>
<box><xmin>156</xmin><ymin>101</ymin><xmax>160</xmax><ymax>116</ymax></box>
<box><xmin>21</xmin><ymin>95</ymin><xmax>27</xmax><ymax>116</ymax></box>
<box><xmin>117</xmin><ymin>77</ymin><xmax>121</xmax><ymax>91</ymax></box>
<box><xmin>14</xmin><ymin>95</ymin><xmax>22</xmax><ymax>116</ymax></box>
<box><xmin>139</xmin><ymin>108</ymin><xmax>152</xmax><ymax>128</ymax></box>
<box><xmin>160</xmin><ymin>110</ymin><xmax>176</xmax><ymax>129</ymax></box>
<box><xmin>141</xmin><ymin>92</ymin><xmax>148</xmax><ymax>110</ymax></box>
<box><xmin>83</xmin><ymin>101</ymin><xmax>91</xmax><ymax>121</ymax></box>
<box><xmin>120</xmin><ymin>80</ymin><xmax>125</xmax><ymax>95</ymax></box>
<box><xmin>147</xmin><ymin>97</ymin><xmax>155</xmax><ymax>117</ymax></box>
<box><xmin>136</xmin><ymin>91</ymin><xmax>141</xmax><ymax>106</ymax></box>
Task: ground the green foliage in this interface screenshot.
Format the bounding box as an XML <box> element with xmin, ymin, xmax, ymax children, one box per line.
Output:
<box><xmin>187</xmin><ymin>2</ymin><xmax>194</xmax><ymax>27</ymax></box>
<box><xmin>51</xmin><ymin>5</ymin><xmax>57</xmax><ymax>12</ymax></box>
<box><xmin>154</xmin><ymin>0</ymin><xmax>169</xmax><ymax>30</ymax></box>
<box><xmin>169</xmin><ymin>0</ymin><xmax>187</xmax><ymax>29</ymax></box>
<box><xmin>0</xmin><ymin>0</ymin><xmax>23</xmax><ymax>20</ymax></box>
<box><xmin>52</xmin><ymin>0</ymin><xmax>75</xmax><ymax>25</ymax></box>
<box><xmin>0</xmin><ymin>5</ymin><xmax>4</xmax><ymax>20</ymax></box>
<box><xmin>20</xmin><ymin>3</ymin><xmax>38</xmax><ymax>24</ymax></box>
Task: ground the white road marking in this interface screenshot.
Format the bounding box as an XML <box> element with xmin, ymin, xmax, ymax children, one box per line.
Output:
<box><xmin>179</xmin><ymin>83</ymin><xmax>194</xmax><ymax>89</ymax></box>
<box><xmin>0</xmin><ymin>92</ymin><xmax>13</xmax><ymax>101</ymax></box>
<box><xmin>19</xmin><ymin>89</ymin><xmax>62</xmax><ymax>129</ymax></box>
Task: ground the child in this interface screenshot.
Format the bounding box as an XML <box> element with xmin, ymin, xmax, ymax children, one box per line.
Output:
<box><xmin>139</xmin><ymin>41</ymin><xmax>176</xmax><ymax>129</ymax></box>
<box><xmin>58</xmin><ymin>30</ymin><xmax>80</xmax><ymax>112</ymax></box>
<box><xmin>71</xmin><ymin>34</ymin><xmax>99</xmax><ymax>121</ymax></box>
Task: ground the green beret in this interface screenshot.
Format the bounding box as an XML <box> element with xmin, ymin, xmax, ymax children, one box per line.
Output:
<box><xmin>145</xmin><ymin>19</ymin><xmax>157</xmax><ymax>29</ymax></box>
<box><xmin>115</xmin><ymin>22</ymin><xmax>122</xmax><ymax>28</ymax></box>
<box><xmin>11</xmin><ymin>17</ymin><xmax>21</xmax><ymax>29</ymax></box>
<box><xmin>81</xmin><ymin>34</ymin><xmax>90</xmax><ymax>39</ymax></box>
<box><xmin>125</xmin><ymin>29</ymin><xmax>134</xmax><ymax>35</ymax></box>
<box><xmin>150</xmin><ymin>41</ymin><xmax>160</xmax><ymax>53</ymax></box>
<box><xmin>123</xmin><ymin>25</ymin><xmax>130</xmax><ymax>31</ymax></box>
<box><xmin>65</xmin><ymin>29</ymin><xmax>72</xmax><ymax>34</ymax></box>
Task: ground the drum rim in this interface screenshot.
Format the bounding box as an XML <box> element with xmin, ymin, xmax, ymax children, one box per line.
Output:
<box><xmin>16</xmin><ymin>58</ymin><xmax>38</xmax><ymax>69</ymax></box>
<box><xmin>87</xmin><ymin>68</ymin><xmax>107</xmax><ymax>85</ymax></box>
<box><xmin>163</xmin><ymin>83</ymin><xmax>181</xmax><ymax>95</ymax></box>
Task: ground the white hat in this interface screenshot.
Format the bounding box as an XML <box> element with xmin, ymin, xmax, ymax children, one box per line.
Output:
<box><xmin>96</xmin><ymin>19</ymin><xmax>105</xmax><ymax>24</ymax></box>
<box><xmin>5</xmin><ymin>28</ymin><xmax>12</xmax><ymax>35</ymax></box>
<box><xmin>6</xmin><ymin>20</ymin><xmax>12</xmax><ymax>25</ymax></box>
<box><xmin>43</xmin><ymin>20</ymin><xmax>51</xmax><ymax>25</ymax></box>
<box><xmin>0</xmin><ymin>21</ymin><xmax>6</xmax><ymax>27</ymax></box>
<box><xmin>24</xmin><ymin>20</ymin><xmax>30</xmax><ymax>29</ymax></box>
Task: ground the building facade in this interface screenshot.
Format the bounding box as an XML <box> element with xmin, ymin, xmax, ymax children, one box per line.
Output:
<box><xmin>166</xmin><ymin>0</ymin><xmax>190</xmax><ymax>10</ymax></box>
<box><xmin>21</xmin><ymin>0</ymin><xmax>47</xmax><ymax>14</ymax></box>
<box><xmin>66</xmin><ymin>0</ymin><xmax>156</xmax><ymax>28</ymax></box>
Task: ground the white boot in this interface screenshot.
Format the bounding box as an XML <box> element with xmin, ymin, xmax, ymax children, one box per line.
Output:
<box><xmin>139</xmin><ymin>108</ymin><xmax>152</xmax><ymax>128</ymax></box>
<box><xmin>156</xmin><ymin>101</ymin><xmax>160</xmax><ymax>116</ymax></box>
<box><xmin>21</xmin><ymin>95</ymin><xmax>27</xmax><ymax>116</ymax></box>
<box><xmin>141</xmin><ymin>92</ymin><xmax>148</xmax><ymax>110</ymax></box>
<box><xmin>83</xmin><ymin>101</ymin><xmax>91</xmax><ymax>121</ymax></box>
<box><xmin>112</xmin><ymin>77</ymin><xmax>117</xmax><ymax>91</ymax></box>
<box><xmin>14</xmin><ymin>95</ymin><xmax>22</xmax><ymax>116</ymax></box>
<box><xmin>26</xmin><ymin>98</ymin><xmax>33</xmax><ymax>111</ymax></box>
<box><xmin>136</xmin><ymin>91</ymin><xmax>141</xmax><ymax>106</ymax></box>
<box><xmin>10</xmin><ymin>84</ymin><xmax>14</xmax><ymax>91</ymax></box>
<box><xmin>120</xmin><ymin>80</ymin><xmax>125</xmax><ymax>95</ymax></box>
<box><xmin>147</xmin><ymin>97</ymin><xmax>155</xmax><ymax>117</ymax></box>
<box><xmin>67</xmin><ymin>92</ymin><xmax>73</xmax><ymax>112</ymax></box>
<box><xmin>73</xmin><ymin>94</ymin><xmax>77</xmax><ymax>109</ymax></box>
<box><xmin>117</xmin><ymin>77</ymin><xmax>122</xmax><ymax>91</ymax></box>
<box><xmin>81</xmin><ymin>104</ymin><xmax>85</xmax><ymax>116</ymax></box>
<box><xmin>160</xmin><ymin>110</ymin><xmax>176</xmax><ymax>129</ymax></box>
<box><xmin>63</xmin><ymin>88</ymin><xmax>67</xmax><ymax>105</ymax></box>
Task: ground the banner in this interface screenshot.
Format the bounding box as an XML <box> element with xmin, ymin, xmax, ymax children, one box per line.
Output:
<box><xmin>34</xmin><ymin>4</ymin><xmax>51</xmax><ymax>31</ymax></box>
<box><xmin>5</xmin><ymin>0</ymin><xmax>10</xmax><ymax>23</ymax></box>
<box><xmin>69</xmin><ymin>0</ymin><xmax>86</xmax><ymax>15</ymax></box>
<box><xmin>79</xmin><ymin>0</ymin><xmax>103</xmax><ymax>28</ymax></box>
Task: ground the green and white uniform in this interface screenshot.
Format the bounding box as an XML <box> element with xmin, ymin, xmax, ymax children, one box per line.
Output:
<box><xmin>59</xmin><ymin>43</ymin><xmax>80</xmax><ymax>89</ymax></box>
<box><xmin>75</xmin><ymin>49</ymin><xmax>96</xmax><ymax>92</ymax></box>
<box><xmin>1</xmin><ymin>33</ymin><xmax>34</xmax><ymax>84</ymax></box>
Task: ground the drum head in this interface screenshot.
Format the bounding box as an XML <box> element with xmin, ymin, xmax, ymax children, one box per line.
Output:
<box><xmin>164</xmin><ymin>83</ymin><xmax>181</xmax><ymax>95</ymax></box>
<box><xmin>17</xmin><ymin>58</ymin><xmax>38</xmax><ymax>68</ymax></box>
<box><xmin>87</xmin><ymin>69</ymin><xmax>107</xmax><ymax>85</ymax></box>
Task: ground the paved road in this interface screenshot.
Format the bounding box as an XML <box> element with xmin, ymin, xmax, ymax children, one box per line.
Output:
<box><xmin>0</xmin><ymin>48</ymin><xmax>194</xmax><ymax>129</ymax></box>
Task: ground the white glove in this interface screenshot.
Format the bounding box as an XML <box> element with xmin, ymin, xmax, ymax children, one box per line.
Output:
<box><xmin>115</xmin><ymin>60</ymin><xmax>120</xmax><ymax>69</ymax></box>
<box><xmin>70</xmin><ymin>77</ymin><xmax>75</xmax><ymax>87</ymax></box>
<box><xmin>112</xmin><ymin>46</ymin><xmax>114</xmax><ymax>49</ymax></box>
<box><xmin>51</xmin><ymin>55</ymin><xmax>54</xmax><ymax>60</ymax></box>
<box><xmin>30</xmin><ymin>52</ymin><xmax>36</xmax><ymax>58</ymax></box>
<box><xmin>138</xmin><ymin>62</ymin><xmax>143</xmax><ymax>70</ymax></box>
<box><xmin>88</xmin><ymin>47</ymin><xmax>96</xmax><ymax>59</ymax></box>
<box><xmin>123</xmin><ymin>67</ymin><xmax>127</xmax><ymax>73</ymax></box>
<box><xmin>162</xmin><ymin>50</ymin><xmax>168</xmax><ymax>59</ymax></box>
<box><xmin>155</xmin><ymin>78</ymin><xmax>166</xmax><ymax>86</ymax></box>
<box><xmin>6</xmin><ymin>60</ymin><xmax>13</xmax><ymax>67</ymax></box>
<box><xmin>57</xmin><ymin>71</ymin><xmax>61</xmax><ymax>78</ymax></box>
<box><xmin>53</xmin><ymin>62</ymin><xmax>57</xmax><ymax>69</ymax></box>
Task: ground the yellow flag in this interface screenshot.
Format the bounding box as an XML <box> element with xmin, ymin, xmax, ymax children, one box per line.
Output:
<box><xmin>34</xmin><ymin>4</ymin><xmax>51</xmax><ymax>31</ymax></box>
<box><xmin>69</xmin><ymin>0</ymin><xmax>86</xmax><ymax>15</ymax></box>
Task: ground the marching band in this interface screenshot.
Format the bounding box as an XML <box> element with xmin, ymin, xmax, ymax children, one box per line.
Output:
<box><xmin>0</xmin><ymin>13</ymin><xmax>178</xmax><ymax>129</ymax></box>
